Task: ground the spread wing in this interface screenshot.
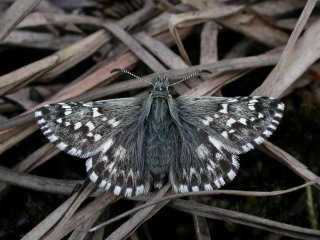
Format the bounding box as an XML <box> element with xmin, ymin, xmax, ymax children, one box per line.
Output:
<box><xmin>169</xmin><ymin>96</ymin><xmax>284</xmax><ymax>193</ymax></box>
<box><xmin>35</xmin><ymin>98</ymin><xmax>152</xmax><ymax>197</ymax></box>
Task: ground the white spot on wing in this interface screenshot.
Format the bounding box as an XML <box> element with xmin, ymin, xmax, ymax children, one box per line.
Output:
<box><xmin>105</xmin><ymin>182</ymin><xmax>111</xmax><ymax>190</ymax></box>
<box><xmin>92</xmin><ymin>108</ymin><xmax>102</xmax><ymax>117</ymax></box>
<box><xmin>258</xmin><ymin>113</ymin><xmax>264</xmax><ymax>118</ymax></box>
<box><xmin>136</xmin><ymin>185</ymin><xmax>145</xmax><ymax>195</ymax></box>
<box><xmin>263</xmin><ymin>130</ymin><xmax>272</xmax><ymax>137</ymax></box>
<box><xmin>68</xmin><ymin>147</ymin><xmax>81</xmax><ymax>156</ymax></box>
<box><xmin>221</xmin><ymin>131</ymin><xmax>228</xmax><ymax>139</ymax></box>
<box><xmin>249</xmin><ymin>99</ymin><xmax>258</xmax><ymax>103</ymax></box>
<box><xmin>202</xmin><ymin>116</ymin><xmax>213</xmax><ymax>126</ymax></box>
<box><xmin>43</xmin><ymin>129</ymin><xmax>51</xmax><ymax>135</ymax></box>
<box><xmin>114</xmin><ymin>186</ymin><xmax>122</xmax><ymax>195</ymax></box>
<box><xmin>232</xmin><ymin>155</ymin><xmax>239</xmax><ymax>168</ymax></box>
<box><xmin>83</xmin><ymin>103</ymin><xmax>93</xmax><ymax>107</ymax></box>
<box><xmin>99</xmin><ymin>180</ymin><xmax>107</xmax><ymax>188</ymax></box>
<box><xmin>214</xmin><ymin>180</ymin><xmax>221</xmax><ymax>188</ymax></box>
<box><xmin>101</xmin><ymin>138</ymin><xmax>113</xmax><ymax>153</ymax></box>
<box><xmin>125</xmin><ymin>188</ymin><xmax>133</xmax><ymax>197</ymax></box>
<box><xmin>219</xmin><ymin>103</ymin><xmax>228</xmax><ymax>113</ymax></box>
<box><xmin>179</xmin><ymin>185</ymin><xmax>188</xmax><ymax>192</ymax></box>
<box><xmin>94</xmin><ymin>134</ymin><xmax>102</xmax><ymax>142</ymax></box>
<box><xmin>226</xmin><ymin>118</ymin><xmax>236</xmax><ymax>127</ymax></box>
<box><xmin>275</xmin><ymin>112</ymin><xmax>282</xmax><ymax>118</ymax></box>
<box><xmin>56</xmin><ymin>118</ymin><xmax>62</xmax><ymax>123</ymax></box>
<box><xmin>35</xmin><ymin>111</ymin><xmax>42</xmax><ymax>117</ymax></box>
<box><xmin>204</xmin><ymin>184</ymin><xmax>213</xmax><ymax>191</ymax></box>
<box><xmin>278</xmin><ymin>103</ymin><xmax>285</xmax><ymax>110</ymax></box>
<box><xmin>61</xmin><ymin>104</ymin><xmax>71</xmax><ymax>109</ymax></box>
<box><xmin>208</xmin><ymin>136</ymin><xmax>223</xmax><ymax>150</ymax></box>
<box><xmin>108</xmin><ymin>118</ymin><xmax>120</xmax><ymax>127</ymax></box>
<box><xmin>196</xmin><ymin>144</ymin><xmax>209</xmax><ymax>159</ymax></box>
<box><xmin>227</xmin><ymin>170</ymin><xmax>236</xmax><ymax>180</ymax></box>
<box><xmin>219</xmin><ymin>177</ymin><xmax>226</xmax><ymax>185</ymax></box>
<box><xmin>242</xmin><ymin>143</ymin><xmax>254</xmax><ymax>152</ymax></box>
<box><xmin>85</xmin><ymin>158</ymin><xmax>93</xmax><ymax>171</ymax></box>
<box><xmin>37</xmin><ymin>119</ymin><xmax>45</xmax><ymax>124</ymax></box>
<box><xmin>89</xmin><ymin>171</ymin><xmax>98</xmax><ymax>183</ymax></box>
<box><xmin>114</xmin><ymin>146</ymin><xmax>126</xmax><ymax>160</ymax></box>
<box><xmin>192</xmin><ymin>186</ymin><xmax>199</xmax><ymax>192</ymax></box>
<box><xmin>74</xmin><ymin>122</ymin><xmax>82</xmax><ymax>130</ymax></box>
<box><xmin>112</xmin><ymin>120</ymin><xmax>121</xmax><ymax>127</ymax></box>
<box><xmin>228</xmin><ymin>129</ymin><xmax>235</xmax><ymax>133</ymax></box>
<box><xmin>57</xmin><ymin>142</ymin><xmax>67</xmax><ymax>150</ymax></box>
<box><xmin>268</xmin><ymin>124</ymin><xmax>276</xmax><ymax>130</ymax></box>
<box><xmin>48</xmin><ymin>134</ymin><xmax>58</xmax><ymax>142</ymax></box>
<box><xmin>248</xmin><ymin>105</ymin><xmax>255</xmax><ymax>110</ymax></box>
<box><xmin>254</xmin><ymin>136</ymin><xmax>264</xmax><ymax>144</ymax></box>
<box><xmin>238</xmin><ymin>118</ymin><xmax>247</xmax><ymax>125</ymax></box>
<box><xmin>209</xmin><ymin>159</ymin><xmax>216</xmax><ymax>168</ymax></box>
<box><xmin>85</xmin><ymin>121</ymin><xmax>95</xmax><ymax>131</ymax></box>
<box><xmin>64</xmin><ymin>110</ymin><xmax>72</xmax><ymax>115</ymax></box>
<box><xmin>215</xmin><ymin>153</ymin><xmax>223</xmax><ymax>160</ymax></box>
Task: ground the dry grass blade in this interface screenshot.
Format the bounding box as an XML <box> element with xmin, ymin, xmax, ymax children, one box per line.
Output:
<box><xmin>17</xmin><ymin>12</ymin><xmax>103</xmax><ymax>29</ymax></box>
<box><xmin>104</xmin><ymin>22</ymin><xmax>166</xmax><ymax>72</ymax></box>
<box><xmin>0</xmin><ymin>55</ymin><xmax>59</xmax><ymax>89</ymax></box>
<box><xmin>86</xmin><ymin>179</ymin><xmax>320</xmax><ymax>230</ymax></box>
<box><xmin>190</xmin><ymin>197</ymin><xmax>211</xmax><ymax>240</ymax></box>
<box><xmin>134</xmin><ymin>31</ymin><xmax>201</xmax><ymax>90</ymax></box>
<box><xmin>0</xmin><ymin>0</ymin><xmax>42</xmax><ymax>41</ymax></box>
<box><xmin>50</xmin><ymin>192</ymin><xmax>119</xmax><ymax>239</ymax></box>
<box><xmin>253</xmin><ymin>0</ymin><xmax>319</xmax><ymax>97</ymax></box>
<box><xmin>260</xmin><ymin>141</ymin><xmax>320</xmax><ymax>189</ymax></box>
<box><xmin>43</xmin><ymin>180</ymin><xmax>96</xmax><ymax>239</ymax></box>
<box><xmin>171</xmin><ymin>199</ymin><xmax>320</xmax><ymax>240</ymax></box>
<box><xmin>105</xmin><ymin>185</ymin><xmax>171</xmax><ymax>240</ymax></box>
<box><xmin>200</xmin><ymin>21</ymin><xmax>218</xmax><ymax>64</ymax></box>
<box><xmin>169</xmin><ymin>5</ymin><xmax>243</xmax><ymax>64</ymax></box>
<box><xmin>22</xmin><ymin>194</ymin><xmax>78</xmax><ymax>240</ymax></box>
<box><xmin>0</xmin><ymin>124</ymin><xmax>37</xmax><ymax>154</ymax></box>
<box><xmin>0</xmin><ymin>143</ymin><xmax>58</xmax><ymax>193</ymax></box>
<box><xmin>0</xmin><ymin>165</ymin><xmax>80</xmax><ymax>195</ymax></box>
<box><xmin>2</xmin><ymin>30</ymin><xmax>82</xmax><ymax>50</ymax></box>
<box><xmin>68</xmin><ymin>210</ymin><xmax>104</xmax><ymax>240</ymax></box>
<box><xmin>217</xmin><ymin>13</ymin><xmax>289</xmax><ymax>48</ymax></box>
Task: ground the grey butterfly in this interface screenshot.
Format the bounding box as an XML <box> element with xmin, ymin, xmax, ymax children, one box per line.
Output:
<box><xmin>35</xmin><ymin>69</ymin><xmax>284</xmax><ymax>197</ymax></box>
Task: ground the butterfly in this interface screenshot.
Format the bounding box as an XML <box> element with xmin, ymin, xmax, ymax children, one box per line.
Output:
<box><xmin>35</xmin><ymin>68</ymin><xmax>284</xmax><ymax>197</ymax></box>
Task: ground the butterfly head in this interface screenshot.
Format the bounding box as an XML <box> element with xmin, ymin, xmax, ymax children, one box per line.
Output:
<box><xmin>150</xmin><ymin>75</ymin><xmax>170</xmax><ymax>98</ymax></box>
<box><xmin>153</xmin><ymin>75</ymin><xmax>170</xmax><ymax>91</ymax></box>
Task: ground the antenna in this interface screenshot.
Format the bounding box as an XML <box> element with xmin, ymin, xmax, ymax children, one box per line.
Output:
<box><xmin>111</xmin><ymin>68</ymin><xmax>154</xmax><ymax>87</ymax></box>
<box><xmin>169</xmin><ymin>69</ymin><xmax>212</xmax><ymax>86</ymax></box>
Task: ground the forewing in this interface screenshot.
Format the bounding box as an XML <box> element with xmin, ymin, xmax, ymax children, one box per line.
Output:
<box><xmin>35</xmin><ymin>98</ymin><xmax>143</xmax><ymax>158</ymax></box>
<box><xmin>35</xmin><ymin>98</ymin><xmax>152</xmax><ymax>196</ymax></box>
<box><xmin>170</xmin><ymin>96</ymin><xmax>284</xmax><ymax>193</ymax></box>
<box><xmin>176</xmin><ymin>96</ymin><xmax>284</xmax><ymax>154</ymax></box>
